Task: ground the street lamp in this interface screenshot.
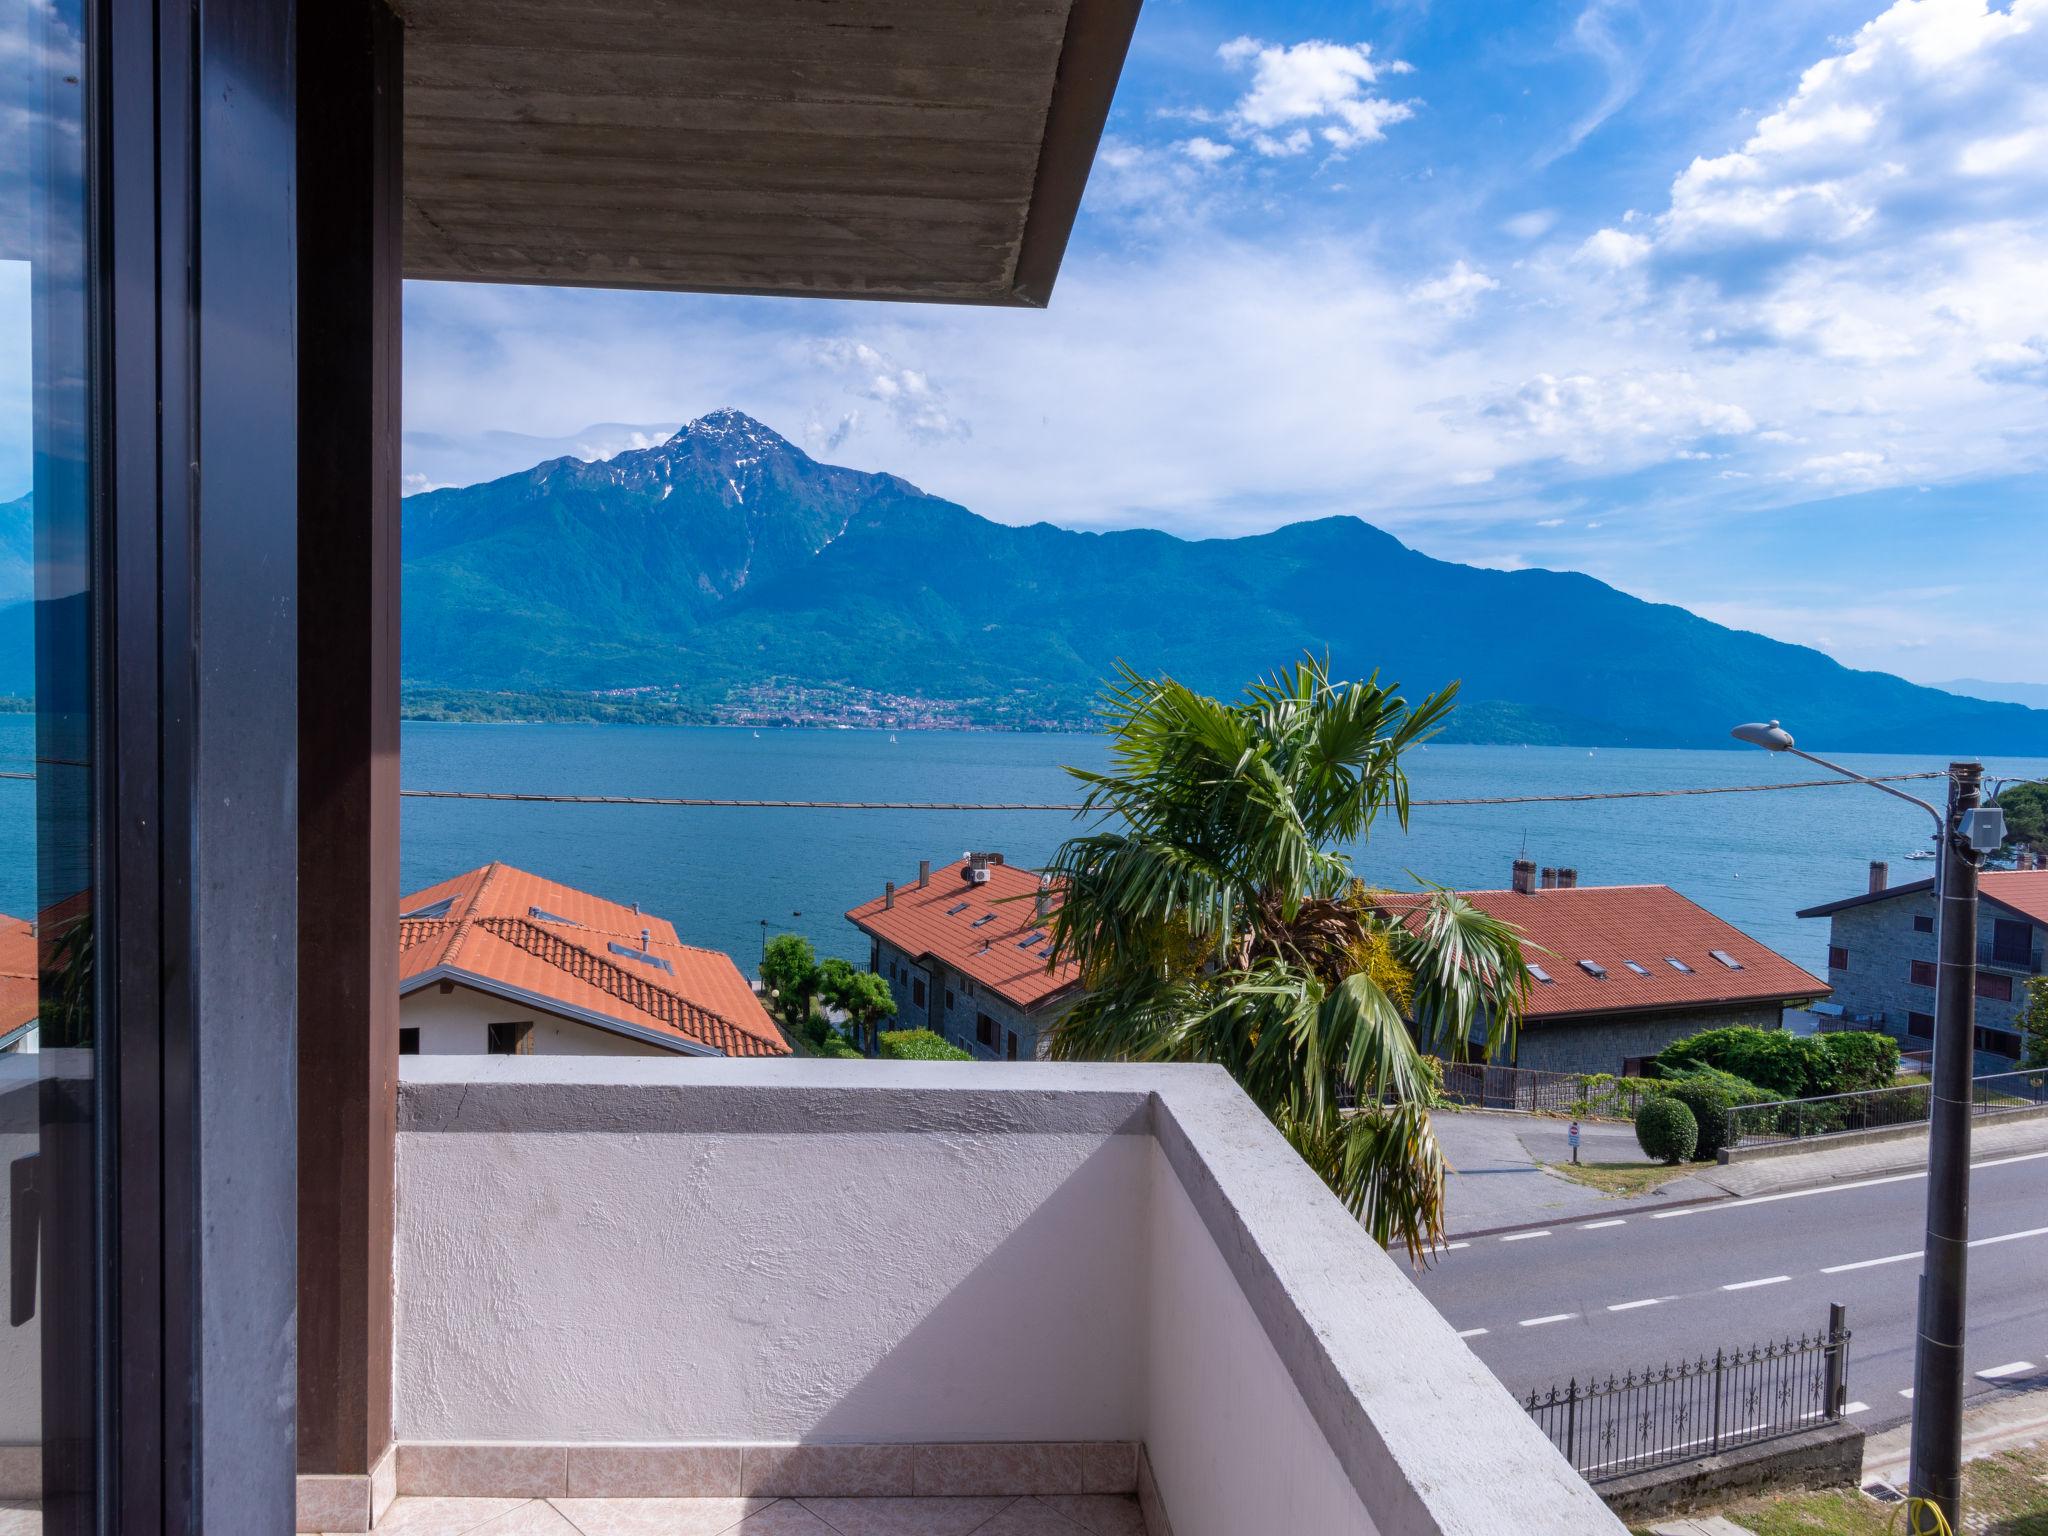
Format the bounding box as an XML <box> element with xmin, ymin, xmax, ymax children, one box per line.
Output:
<box><xmin>1732</xmin><ymin>721</ymin><xmax>2003</xmax><ymax>1530</ymax></box>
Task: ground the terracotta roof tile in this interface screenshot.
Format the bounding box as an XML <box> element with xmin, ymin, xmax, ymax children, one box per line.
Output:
<box><xmin>0</xmin><ymin>914</ymin><xmax>35</xmax><ymax>1038</ymax></box>
<box><xmin>847</xmin><ymin>857</ymin><xmax>1080</xmax><ymax>1012</ymax></box>
<box><xmin>1376</xmin><ymin>884</ymin><xmax>1827</xmax><ymax>1022</ymax></box>
<box><xmin>400</xmin><ymin>862</ymin><xmax>788</xmax><ymax>1057</ymax></box>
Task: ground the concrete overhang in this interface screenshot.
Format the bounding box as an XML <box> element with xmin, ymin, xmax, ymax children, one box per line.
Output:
<box><xmin>395</xmin><ymin>0</ymin><xmax>1142</xmax><ymax>305</ymax></box>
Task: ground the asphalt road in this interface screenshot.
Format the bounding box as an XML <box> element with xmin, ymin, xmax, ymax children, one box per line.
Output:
<box><xmin>1411</xmin><ymin>1147</ymin><xmax>2048</xmax><ymax>1433</ymax></box>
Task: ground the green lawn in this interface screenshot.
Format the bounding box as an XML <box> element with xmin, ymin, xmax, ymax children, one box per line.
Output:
<box><xmin>1544</xmin><ymin>1160</ymin><xmax>1695</xmax><ymax>1198</ymax></box>
<box><xmin>1628</xmin><ymin>1443</ymin><xmax>2048</xmax><ymax>1535</ymax></box>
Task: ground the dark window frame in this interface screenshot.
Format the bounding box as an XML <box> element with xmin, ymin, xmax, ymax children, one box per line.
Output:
<box><xmin>487</xmin><ymin>1021</ymin><xmax>534</xmax><ymax>1056</ymax></box>
<box><xmin>398</xmin><ymin>1027</ymin><xmax>420</xmax><ymax>1056</ymax></box>
<box><xmin>1828</xmin><ymin>945</ymin><xmax>1849</xmax><ymax>971</ymax></box>
<box><xmin>1909</xmin><ymin>959</ymin><xmax>1937</xmax><ymax>987</ymax></box>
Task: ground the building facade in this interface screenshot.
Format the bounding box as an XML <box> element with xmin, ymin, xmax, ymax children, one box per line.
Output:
<box><xmin>1798</xmin><ymin>864</ymin><xmax>2045</xmax><ymax>1068</ymax></box>
<box><xmin>848</xmin><ymin>854</ymin><xmax>1084</xmax><ymax>1060</ymax></box>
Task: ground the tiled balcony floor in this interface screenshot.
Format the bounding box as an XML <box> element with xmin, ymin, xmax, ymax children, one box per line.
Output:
<box><xmin>326</xmin><ymin>1493</ymin><xmax>1146</xmax><ymax>1536</ymax></box>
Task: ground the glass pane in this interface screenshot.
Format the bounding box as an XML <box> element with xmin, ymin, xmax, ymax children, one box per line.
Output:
<box><xmin>2</xmin><ymin>0</ymin><xmax>99</xmax><ymax>1527</ymax></box>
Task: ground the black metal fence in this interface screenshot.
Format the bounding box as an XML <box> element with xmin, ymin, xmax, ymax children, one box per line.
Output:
<box><xmin>1433</xmin><ymin>1060</ymin><xmax>1654</xmax><ymax>1120</ymax></box>
<box><xmin>1727</xmin><ymin>1067</ymin><xmax>2048</xmax><ymax>1150</ymax></box>
<box><xmin>1524</xmin><ymin>1308</ymin><xmax>1851</xmax><ymax>1483</ymax></box>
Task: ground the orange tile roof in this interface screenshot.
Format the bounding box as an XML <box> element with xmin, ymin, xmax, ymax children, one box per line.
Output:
<box><xmin>0</xmin><ymin>914</ymin><xmax>35</xmax><ymax>1041</ymax></box>
<box><xmin>846</xmin><ymin>856</ymin><xmax>1081</xmax><ymax>1013</ymax></box>
<box><xmin>1376</xmin><ymin>884</ymin><xmax>1827</xmax><ymax>1022</ymax></box>
<box><xmin>1798</xmin><ymin>867</ymin><xmax>2048</xmax><ymax>926</ymax></box>
<box><xmin>399</xmin><ymin>863</ymin><xmax>788</xmax><ymax>1057</ymax></box>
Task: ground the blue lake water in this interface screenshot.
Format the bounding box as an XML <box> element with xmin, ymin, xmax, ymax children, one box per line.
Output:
<box><xmin>2</xmin><ymin>715</ymin><xmax>2039</xmax><ymax>975</ymax></box>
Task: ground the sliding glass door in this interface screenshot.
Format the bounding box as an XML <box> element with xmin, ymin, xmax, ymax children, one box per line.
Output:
<box><xmin>3</xmin><ymin>0</ymin><xmax>101</xmax><ymax>1529</ymax></box>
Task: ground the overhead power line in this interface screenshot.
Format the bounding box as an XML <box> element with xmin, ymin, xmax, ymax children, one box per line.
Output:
<box><xmin>393</xmin><ymin>771</ymin><xmax>1948</xmax><ymax>812</ymax></box>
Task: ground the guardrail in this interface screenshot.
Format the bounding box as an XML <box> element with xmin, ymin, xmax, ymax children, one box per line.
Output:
<box><xmin>1524</xmin><ymin>1307</ymin><xmax>1851</xmax><ymax>1484</ymax></box>
<box><xmin>1727</xmin><ymin>1068</ymin><xmax>2048</xmax><ymax>1150</ymax></box>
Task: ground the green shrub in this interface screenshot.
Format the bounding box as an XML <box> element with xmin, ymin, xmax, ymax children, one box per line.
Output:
<box><xmin>1819</xmin><ymin>1029</ymin><xmax>1899</xmax><ymax>1091</ymax></box>
<box><xmin>813</xmin><ymin>1035</ymin><xmax>864</xmax><ymax>1059</ymax></box>
<box><xmin>1636</xmin><ymin>1095</ymin><xmax>1698</xmax><ymax>1164</ymax></box>
<box><xmin>1656</xmin><ymin>1026</ymin><xmax>1835</xmax><ymax>1098</ymax></box>
<box><xmin>1662</xmin><ymin>1077</ymin><xmax>1732</xmax><ymax>1159</ymax></box>
<box><xmin>878</xmin><ymin>1028</ymin><xmax>972</xmax><ymax>1062</ymax></box>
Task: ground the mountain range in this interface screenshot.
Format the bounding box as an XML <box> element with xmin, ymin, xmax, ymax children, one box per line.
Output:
<box><xmin>4</xmin><ymin>411</ymin><xmax>2046</xmax><ymax>751</ymax></box>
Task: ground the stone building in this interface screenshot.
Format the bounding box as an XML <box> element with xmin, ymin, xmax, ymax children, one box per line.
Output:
<box><xmin>845</xmin><ymin>853</ymin><xmax>1084</xmax><ymax>1060</ymax></box>
<box><xmin>1798</xmin><ymin>862</ymin><xmax>2045</xmax><ymax>1068</ymax></box>
<box><xmin>1382</xmin><ymin>860</ymin><xmax>1829</xmax><ymax>1075</ymax></box>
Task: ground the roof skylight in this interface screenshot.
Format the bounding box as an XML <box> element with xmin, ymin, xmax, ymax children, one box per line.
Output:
<box><xmin>945</xmin><ymin>901</ymin><xmax>970</xmax><ymax>916</ymax></box>
<box><xmin>1578</xmin><ymin>960</ymin><xmax>1608</xmax><ymax>979</ymax></box>
<box><xmin>1528</xmin><ymin>964</ymin><xmax>1555</xmax><ymax>984</ymax></box>
<box><xmin>1665</xmin><ymin>957</ymin><xmax>1695</xmax><ymax>974</ymax></box>
<box><xmin>528</xmin><ymin>906</ymin><xmax>578</xmax><ymax>925</ymax></box>
<box><xmin>608</xmin><ymin>941</ymin><xmax>675</xmax><ymax>975</ymax></box>
<box><xmin>1709</xmin><ymin>949</ymin><xmax>1745</xmax><ymax>971</ymax></box>
<box><xmin>1018</xmin><ymin>930</ymin><xmax>1046</xmax><ymax>948</ymax></box>
<box><xmin>971</xmin><ymin>914</ymin><xmax>996</xmax><ymax>928</ymax></box>
<box><xmin>400</xmin><ymin>897</ymin><xmax>455</xmax><ymax>921</ymax></box>
<box><xmin>1622</xmin><ymin>960</ymin><xmax>1651</xmax><ymax>977</ymax></box>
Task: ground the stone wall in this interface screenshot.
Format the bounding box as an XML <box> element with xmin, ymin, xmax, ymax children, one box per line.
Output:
<box><xmin>1820</xmin><ymin>893</ymin><xmax>2033</xmax><ymax>1066</ymax></box>
<box><xmin>1506</xmin><ymin>1002</ymin><xmax>1785</xmax><ymax>1076</ymax></box>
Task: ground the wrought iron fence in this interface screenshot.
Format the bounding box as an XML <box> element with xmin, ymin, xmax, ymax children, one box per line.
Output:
<box><xmin>1727</xmin><ymin>1067</ymin><xmax>2048</xmax><ymax>1150</ymax></box>
<box><xmin>1431</xmin><ymin>1060</ymin><xmax>1654</xmax><ymax>1120</ymax></box>
<box><xmin>1524</xmin><ymin>1308</ymin><xmax>1850</xmax><ymax>1484</ymax></box>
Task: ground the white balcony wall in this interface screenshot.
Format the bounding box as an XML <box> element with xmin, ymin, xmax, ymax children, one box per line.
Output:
<box><xmin>394</xmin><ymin>1059</ymin><xmax>1625</xmax><ymax>1535</ymax></box>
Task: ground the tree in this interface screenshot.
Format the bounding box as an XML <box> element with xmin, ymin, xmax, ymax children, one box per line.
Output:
<box><xmin>2020</xmin><ymin>976</ymin><xmax>2048</xmax><ymax>1070</ymax></box>
<box><xmin>759</xmin><ymin>932</ymin><xmax>821</xmax><ymax>1040</ymax></box>
<box><xmin>1042</xmin><ymin>657</ymin><xmax>1532</xmax><ymax>1261</ymax></box>
<box><xmin>1996</xmin><ymin>782</ymin><xmax>2048</xmax><ymax>855</ymax></box>
<box><xmin>818</xmin><ymin>956</ymin><xmax>897</xmax><ymax>1056</ymax></box>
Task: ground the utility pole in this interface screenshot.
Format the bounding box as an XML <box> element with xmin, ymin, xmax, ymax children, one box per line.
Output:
<box><xmin>1909</xmin><ymin>761</ymin><xmax>1984</xmax><ymax>1529</ymax></box>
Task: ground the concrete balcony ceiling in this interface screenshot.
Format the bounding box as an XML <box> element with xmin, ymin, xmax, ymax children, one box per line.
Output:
<box><xmin>394</xmin><ymin>0</ymin><xmax>1141</xmax><ymax>304</ymax></box>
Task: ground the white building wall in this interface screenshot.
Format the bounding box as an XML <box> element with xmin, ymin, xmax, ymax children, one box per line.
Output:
<box><xmin>400</xmin><ymin>982</ymin><xmax>676</xmax><ymax>1058</ymax></box>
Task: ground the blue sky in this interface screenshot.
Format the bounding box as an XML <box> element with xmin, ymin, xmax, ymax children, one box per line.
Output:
<box><xmin>402</xmin><ymin>2</ymin><xmax>2040</xmax><ymax>686</ymax></box>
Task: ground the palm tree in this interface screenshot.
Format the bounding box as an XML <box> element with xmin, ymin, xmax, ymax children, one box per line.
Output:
<box><xmin>1043</xmin><ymin>657</ymin><xmax>1532</xmax><ymax>1261</ymax></box>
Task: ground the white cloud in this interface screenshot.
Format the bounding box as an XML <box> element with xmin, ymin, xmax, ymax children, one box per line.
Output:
<box><xmin>1503</xmin><ymin>209</ymin><xmax>1560</xmax><ymax>240</ymax></box>
<box><xmin>1575</xmin><ymin>228</ymin><xmax>1650</xmax><ymax>269</ymax></box>
<box><xmin>1178</xmin><ymin>136</ymin><xmax>1235</xmax><ymax>166</ymax></box>
<box><xmin>1472</xmin><ymin>370</ymin><xmax>1755</xmax><ymax>464</ymax></box>
<box><xmin>1408</xmin><ymin>260</ymin><xmax>1499</xmax><ymax>318</ymax></box>
<box><xmin>813</xmin><ymin>340</ymin><xmax>971</xmax><ymax>444</ymax></box>
<box><xmin>1217</xmin><ymin>36</ymin><xmax>1416</xmax><ymax>155</ymax></box>
<box><xmin>1535</xmin><ymin>517</ymin><xmax>1565</xmax><ymax>527</ymax></box>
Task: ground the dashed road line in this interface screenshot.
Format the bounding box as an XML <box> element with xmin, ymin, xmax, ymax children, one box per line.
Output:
<box><xmin>1843</xmin><ymin>1401</ymin><xmax>1870</xmax><ymax>1415</ymax></box>
<box><xmin>1581</xmin><ymin>1219</ymin><xmax>1627</xmax><ymax>1230</ymax></box>
<box><xmin>1970</xmin><ymin>1224</ymin><xmax>2048</xmax><ymax>1249</ymax></box>
<box><xmin>1900</xmin><ymin>1388</ymin><xmax>1915</xmax><ymax>1399</ymax></box>
<box><xmin>1501</xmin><ymin>1231</ymin><xmax>1551</xmax><ymax>1242</ymax></box>
<box><xmin>1976</xmin><ymin>1361</ymin><xmax>2035</xmax><ymax>1380</ymax></box>
<box><xmin>1456</xmin><ymin>1327</ymin><xmax>1488</xmax><ymax>1339</ymax></box>
<box><xmin>1821</xmin><ymin>1251</ymin><xmax>1917</xmax><ymax>1274</ymax></box>
<box><xmin>1444</xmin><ymin>1242</ymin><xmax>1471</xmax><ymax>1251</ymax></box>
<box><xmin>1607</xmin><ymin>1298</ymin><xmax>1661</xmax><ymax>1312</ymax></box>
<box><xmin>1723</xmin><ymin>1275</ymin><xmax>1790</xmax><ymax>1291</ymax></box>
<box><xmin>1519</xmin><ymin>1313</ymin><xmax>1575</xmax><ymax>1328</ymax></box>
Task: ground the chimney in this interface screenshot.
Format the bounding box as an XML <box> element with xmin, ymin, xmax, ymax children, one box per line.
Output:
<box><xmin>640</xmin><ymin>927</ymin><xmax>651</xmax><ymax>951</ymax></box>
<box><xmin>918</xmin><ymin>859</ymin><xmax>931</xmax><ymax>889</ymax></box>
<box><xmin>1511</xmin><ymin>859</ymin><xmax>1536</xmax><ymax>894</ymax></box>
<box><xmin>1035</xmin><ymin>878</ymin><xmax>1053</xmax><ymax>921</ymax></box>
<box><xmin>1868</xmin><ymin>859</ymin><xmax>1888</xmax><ymax>894</ymax></box>
<box><xmin>1540</xmin><ymin>866</ymin><xmax>1559</xmax><ymax>890</ymax></box>
<box><xmin>1558</xmin><ymin>867</ymin><xmax>1578</xmax><ymax>889</ymax></box>
<box><xmin>884</xmin><ymin>880</ymin><xmax>896</xmax><ymax>910</ymax></box>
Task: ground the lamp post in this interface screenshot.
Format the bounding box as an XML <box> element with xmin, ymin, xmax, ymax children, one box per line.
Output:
<box><xmin>1732</xmin><ymin>722</ymin><xmax>2002</xmax><ymax>1531</ymax></box>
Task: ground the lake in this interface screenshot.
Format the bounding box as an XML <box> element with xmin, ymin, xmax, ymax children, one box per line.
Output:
<box><xmin>2</xmin><ymin>716</ymin><xmax>2039</xmax><ymax>976</ymax></box>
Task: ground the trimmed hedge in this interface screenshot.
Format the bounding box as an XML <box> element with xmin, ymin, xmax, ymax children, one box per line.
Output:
<box><xmin>1661</xmin><ymin>1077</ymin><xmax>1736</xmax><ymax>1159</ymax></box>
<box><xmin>879</xmin><ymin>1028</ymin><xmax>972</xmax><ymax>1062</ymax></box>
<box><xmin>1636</xmin><ymin>1094</ymin><xmax>1698</xmax><ymax>1164</ymax></box>
<box><xmin>1655</xmin><ymin>1025</ymin><xmax>1898</xmax><ymax>1098</ymax></box>
<box><xmin>812</xmin><ymin>1036</ymin><xmax>864</xmax><ymax>1059</ymax></box>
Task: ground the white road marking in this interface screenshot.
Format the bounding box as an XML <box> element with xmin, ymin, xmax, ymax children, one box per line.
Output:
<box><xmin>1970</xmin><ymin>1224</ymin><xmax>2048</xmax><ymax>1250</ymax></box>
<box><xmin>1976</xmin><ymin>1361</ymin><xmax>2035</xmax><ymax>1380</ymax></box>
<box><xmin>1843</xmin><ymin>1401</ymin><xmax>1870</xmax><ymax>1415</ymax></box>
<box><xmin>1581</xmin><ymin>1219</ymin><xmax>1627</xmax><ymax>1230</ymax></box>
<box><xmin>1456</xmin><ymin>1327</ymin><xmax>1489</xmax><ymax>1339</ymax></box>
<box><xmin>1444</xmin><ymin>1242</ymin><xmax>1471</xmax><ymax>1251</ymax></box>
<box><xmin>1900</xmin><ymin>1388</ymin><xmax>1914</xmax><ymax>1399</ymax></box>
<box><xmin>1649</xmin><ymin>1150</ymin><xmax>2048</xmax><ymax>1221</ymax></box>
<box><xmin>1519</xmin><ymin>1313</ymin><xmax>1575</xmax><ymax>1328</ymax></box>
<box><xmin>1723</xmin><ymin>1275</ymin><xmax>1790</xmax><ymax>1291</ymax></box>
<box><xmin>1821</xmin><ymin>1251</ymin><xmax>1917</xmax><ymax>1274</ymax></box>
<box><xmin>1608</xmin><ymin>1298</ymin><xmax>1661</xmax><ymax>1312</ymax></box>
<box><xmin>1502</xmin><ymin>1230</ymin><xmax>1551</xmax><ymax>1242</ymax></box>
